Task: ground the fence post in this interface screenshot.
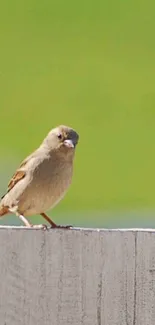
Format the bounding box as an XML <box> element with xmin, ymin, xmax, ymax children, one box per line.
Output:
<box><xmin>0</xmin><ymin>227</ymin><xmax>154</xmax><ymax>325</ymax></box>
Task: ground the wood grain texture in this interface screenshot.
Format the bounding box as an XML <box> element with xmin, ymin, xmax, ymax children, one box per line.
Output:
<box><xmin>0</xmin><ymin>227</ymin><xmax>154</xmax><ymax>325</ymax></box>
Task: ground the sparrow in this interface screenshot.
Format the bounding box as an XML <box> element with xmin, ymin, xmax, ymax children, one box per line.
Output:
<box><xmin>0</xmin><ymin>125</ymin><xmax>79</xmax><ymax>229</ymax></box>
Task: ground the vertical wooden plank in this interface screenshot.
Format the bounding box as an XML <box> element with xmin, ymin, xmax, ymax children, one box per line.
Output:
<box><xmin>135</xmin><ymin>231</ymin><xmax>155</xmax><ymax>325</ymax></box>
<box><xmin>100</xmin><ymin>231</ymin><xmax>135</xmax><ymax>325</ymax></box>
<box><xmin>0</xmin><ymin>228</ymin><xmax>48</xmax><ymax>325</ymax></box>
<box><xmin>44</xmin><ymin>229</ymin><xmax>104</xmax><ymax>325</ymax></box>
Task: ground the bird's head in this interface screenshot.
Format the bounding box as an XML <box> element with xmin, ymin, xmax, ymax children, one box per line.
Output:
<box><xmin>43</xmin><ymin>125</ymin><xmax>79</xmax><ymax>156</ymax></box>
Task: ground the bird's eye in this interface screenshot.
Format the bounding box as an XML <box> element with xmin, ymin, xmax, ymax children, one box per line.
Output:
<box><xmin>57</xmin><ymin>133</ymin><xmax>62</xmax><ymax>140</ymax></box>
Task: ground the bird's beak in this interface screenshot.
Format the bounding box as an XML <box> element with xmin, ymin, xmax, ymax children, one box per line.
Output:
<box><xmin>63</xmin><ymin>139</ymin><xmax>74</xmax><ymax>148</ymax></box>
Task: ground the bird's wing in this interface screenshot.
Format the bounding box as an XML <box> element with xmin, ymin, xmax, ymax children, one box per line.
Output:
<box><xmin>7</xmin><ymin>170</ymin><xmax>26</xmax><ymax>192</ymax></box>
<box><xmin>1</xmin><ymin>168</ymin><xmax>26</xmax><ymax>200</ymax></box>
<box><xmin>6</xmin><ymin>151</ymin><xmax>35</xmax><ymax>194</ymax></box>
<box><xmin>1</xmin><ymin>152</ymin><xmax>35</xmax><ymax>200</ymax></box>
<box><xmin>1</xmin><ymin>146</ymin><xmax>45</xmax><ymax>200</ymax></box>
<box><xmin>7</xmin><ymin>153</ymin><xmax>33</xmax><ymax>192</ymax></box>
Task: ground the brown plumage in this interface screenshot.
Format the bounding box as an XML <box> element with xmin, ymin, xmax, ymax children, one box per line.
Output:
<box><xmin>0</xmin><ymin>125</ymin><xmax>79</xmax><ymax>228</ymax></box>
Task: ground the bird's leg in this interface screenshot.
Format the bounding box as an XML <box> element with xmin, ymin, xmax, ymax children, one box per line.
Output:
<box><xmin>17</xmin><ymin>214</ymin><xmax>47</xmax><ymax>229</ymax></box>
<box><xmin>41</xmin><ymin>212</ymin><xmax>72</xmax><ymax>229</ymax></box>
<box><xmin>40</xmin><ymin>213</ymin><xmax>57</xmax><ymax>227</ymax></box>
<box><xmin>18</xmin><ymin>214</ymin><xmax>32</xmax><ymax>227</ymax></box>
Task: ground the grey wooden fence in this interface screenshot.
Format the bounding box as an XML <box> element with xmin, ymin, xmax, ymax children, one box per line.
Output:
<box><xmin>0</xmin><ymin>227</ymin><xmax>155</xmax><ymax>325</ymax></box>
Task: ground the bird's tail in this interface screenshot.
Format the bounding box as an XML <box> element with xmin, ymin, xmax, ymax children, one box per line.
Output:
<box><xmin>0</xmin><ymin>205</ymin><xmax>9</xmax><ymax>216</ymax></box>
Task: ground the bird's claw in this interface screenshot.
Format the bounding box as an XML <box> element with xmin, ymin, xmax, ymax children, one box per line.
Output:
<box><xmin>51</xmin><ymin>224</ymin><xmax>72</xmax><ymax>229</ymax></box>
<box><xmin>32</xmin><ymin>224</ymin><xmax>48</xmax><ymax>230</ymax></box>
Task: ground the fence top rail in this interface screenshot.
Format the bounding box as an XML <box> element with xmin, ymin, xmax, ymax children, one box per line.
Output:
<box><xmin>0</xmin><ymin>225</ymin><xmax>154</xmax><ymax>232</ymax></box>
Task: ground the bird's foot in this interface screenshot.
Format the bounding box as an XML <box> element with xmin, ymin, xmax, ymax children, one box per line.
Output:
<box><xmin>31</xmin><ymin>224</ymin><xmax>48</xmax><ymax>230</ymax></box>
<box><xmin>51</xmin><ymin>224</ymin><xmax>72</xmax><ymax>229</ymax></box>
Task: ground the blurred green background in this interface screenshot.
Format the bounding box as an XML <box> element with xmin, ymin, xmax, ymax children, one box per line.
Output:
<box><xmin>0</xmin><ymin>0</ymin><xmax>155</xmax><ymax>228</ymax></box>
